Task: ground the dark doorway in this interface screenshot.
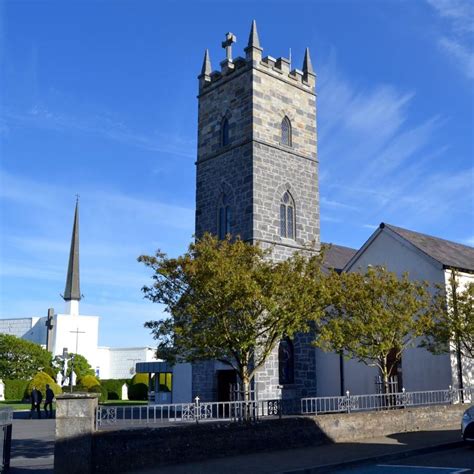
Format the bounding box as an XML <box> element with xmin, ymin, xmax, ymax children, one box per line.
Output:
<box><xmin>217</xmin><ymin>370</ymin><xmax>237</xmax><ymax>402</ymax></box>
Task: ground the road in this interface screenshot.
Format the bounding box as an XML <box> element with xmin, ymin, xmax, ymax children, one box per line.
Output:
<box><xmin>330</xmin><ymin>445</ymin><xmax>474</xmax><ymax>474</ymax></box>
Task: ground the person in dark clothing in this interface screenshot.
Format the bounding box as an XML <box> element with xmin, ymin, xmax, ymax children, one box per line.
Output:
<box><xmin>29</xmin><ymin>387</ymin><xmax>42</xmax><ymax>419</ymax></box>
<box><xmin>44</xmin><ymin>384</ymin><xmax>54</xmax><ymax>418</ymax></box>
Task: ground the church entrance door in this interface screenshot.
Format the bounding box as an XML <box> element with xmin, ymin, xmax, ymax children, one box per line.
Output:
<box><xmin>217</xmin><ymin>369</ymin><xmax>237</xmax><ymax>402</ymax></box>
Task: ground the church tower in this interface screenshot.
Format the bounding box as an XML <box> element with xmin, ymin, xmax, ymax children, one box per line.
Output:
<box><xmin>194</xmin><ymin>22</ymin><xmax>319</xmax><ymax>400</ymax></box>
<box><xmin>196</xmin><ymin>21</ymin><xmax>320</xmax><ymax>260</ymax></box>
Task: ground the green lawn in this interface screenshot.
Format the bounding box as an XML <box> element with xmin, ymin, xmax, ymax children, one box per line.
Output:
<box><xmin>0</xmin><ymin>400</ymin><xmax>32</xmax><ymax>410</ymax></box>
<box><xmin>100</xmin><ymin>400</ymin><xmax>148</xmax><ymax>406</ymax></box>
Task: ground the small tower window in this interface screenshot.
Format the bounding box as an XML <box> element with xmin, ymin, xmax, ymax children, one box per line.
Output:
<box><xmin>221</xmin><ymin>118</ymin><xmax>230</xmax><ymax>147</ymax></box>
<box><xmin>280</xmin><ymin>191</ymin><xmax>295</xmax><ymax>239</ymax></box>
<box><xmin>218</xmin><ymin>193</ymin><xmax>231</xmax><ymax>239</ymax></box>
<box><xmin>278</xmin><ymin>338</ymin><xmax>294</xmax><ymax>385</ymax></box>
<box><xmin>281</xmin><ymin>116</ymin><xmax>292</xmax><ymax>147</ymax></box>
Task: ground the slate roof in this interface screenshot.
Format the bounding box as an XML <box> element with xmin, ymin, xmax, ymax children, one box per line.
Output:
<box><xmin>322</xmin><ymin>243</ymin><xmax>357</xmax><ymax>272</ymax></box>
<box><xmin>382</xmin><ymin>223</ymin><xmax>474</xmax><ymax>272</ymax></box>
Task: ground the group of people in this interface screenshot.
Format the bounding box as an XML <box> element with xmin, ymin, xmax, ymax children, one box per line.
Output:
<box><xmin>29</xmin><ymin>384</ymin><xmax>55</xmax><ymax>419</ymax></box>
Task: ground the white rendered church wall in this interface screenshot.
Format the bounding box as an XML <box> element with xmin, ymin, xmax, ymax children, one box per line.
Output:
<box><xmin>341</xmin><ymin>228</ymin><xmax>452</xmax><ymax>392</ymax></box>
<box><xmin>106</xmin><ymin>347</ymin><xmax>157</xmax><ymax>380</ymax></box>
<box><xmin>0</xmin><ymin>317</ymin><xmax>46</xmax><ymax>344</ymax></box>
<box><xmin>50</xmin><ymin>314</ymin><xmax>100</xmax><ymax>372</ymax></box>
<box><xmin>96</xmin><ymin>347</ymin><xmax>111</xmax><ymax>379</ymax></box>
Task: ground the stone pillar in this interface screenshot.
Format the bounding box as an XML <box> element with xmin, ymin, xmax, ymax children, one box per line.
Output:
<box><xmin>54</xmin><ymin>393</ymin><xmax>99</xmax><ymax>474</ymax></box>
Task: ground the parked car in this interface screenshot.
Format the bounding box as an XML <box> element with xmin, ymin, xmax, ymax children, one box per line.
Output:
<box><xmin>462</xmin><ymin>405</ymin><xmax>474</xmax><ymax>444</ymax></box>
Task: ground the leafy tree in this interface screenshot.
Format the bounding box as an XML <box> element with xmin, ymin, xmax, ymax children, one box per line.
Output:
<box><xmin>0</xmin><ymin>334</ymin><xmax>52</xmax><ymax>380</ymax></box>
<box><xmin>52</xmin><ymin>352</ymin><xmax>95</xmax><ymax>381</ymax></box>
<box><xmin>421</xmin><ymin>271</ymin><xmax>473</xmax><ymax>389</ymax></box>
<box><xmin>313</xmin><ymin>266</ymin><xmax>437</xmax><ymax>393</ymax></box>
<box><xmin>139</xmin><ymin>233</ymin><xmax>329</xmax><ymax>399</ymax></box>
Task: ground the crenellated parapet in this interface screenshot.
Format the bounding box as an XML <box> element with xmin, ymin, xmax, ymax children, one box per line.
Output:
<box><xmin>198</xmin><ymin>20</ymin><xmax>316</xmax><ymax>94</ymax></box>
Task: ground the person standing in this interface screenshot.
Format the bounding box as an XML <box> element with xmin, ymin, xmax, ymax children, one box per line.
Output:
<box><xmin>29</xmin><ymin>386</ymin><xmax>42</xmax><ymax>419</ymax></box>
<box><xmin>44</xmin><ymin>384</ymin><xmax>54</xmax><ymax>418</ymax></box>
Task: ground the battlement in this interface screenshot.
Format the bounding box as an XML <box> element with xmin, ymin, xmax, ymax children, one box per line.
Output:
<box><xmin>198</xmin><ymin>21</ymin><xmax>316</xmax><ymax>93</ymax></box>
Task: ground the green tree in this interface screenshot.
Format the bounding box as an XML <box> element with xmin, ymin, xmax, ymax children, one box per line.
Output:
<box><xmin>52</xmin><ymin>352</ymin><xmax>95</xmax><ymax>381</ymax></box>
<box><xmin>0</xmin><ymin>334</ymin><xmax>52</xmax><ymax>380</ymax></box>
<box><xmin>139</xmin><ymin>233</ymin><xmax>329</xmax><ymax>400</ymax></box>
<box><xmin>313</xmin><ymin>266</ymin><xmax>436</xmax><ymax>393</ymax></box>
<box><xmin>421</xmin><ymin>271</ymin><xmax>473</xmax><ymax>389</ymax></box>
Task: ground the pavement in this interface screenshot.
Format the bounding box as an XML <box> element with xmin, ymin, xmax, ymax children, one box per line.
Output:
<box><xmin>9</xmin><ymin>415</ymin><xmax>54</xmax><ymax>473</ymax></box>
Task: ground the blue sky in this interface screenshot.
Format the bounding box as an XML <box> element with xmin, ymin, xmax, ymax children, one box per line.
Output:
<box><xmin>1</xmin><ymin>0</ymin><xmax>473</xmax><ymax>347</ymax></box>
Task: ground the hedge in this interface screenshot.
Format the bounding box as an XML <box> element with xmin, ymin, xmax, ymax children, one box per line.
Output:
<box><xmin>26</xmin><ymin>372</ymin><xmax>61</xmax><ymax>399</ymax></box>
<box><xmin>4</xmin><ymin>379</ymin><xmax>29</xmax><ymax>401</ymax></box>
<box><xmin>101</xmin><ymin>379</ymin><xmax>128</xmax><ymax>400</ymax></box>
<box><xmin>128</xmin><ymin>373</ymin><xmax>149</xmax><ymax>401</ymax></box>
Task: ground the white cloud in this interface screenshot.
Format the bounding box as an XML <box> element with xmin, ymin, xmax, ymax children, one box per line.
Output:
<box><xmin>426</xmin><ymin>0</ymin><xmax>474</xmax><ymax>79</ymax></box>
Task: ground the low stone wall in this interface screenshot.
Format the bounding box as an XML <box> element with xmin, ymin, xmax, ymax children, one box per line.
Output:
<box><xmin>311</xmin><ymin>404</ymin><xmax>466</xmax><ymax>443</ymax></box>
<box><xmin>92</xmin><ymin>417</ymin><xmax>329</xmax><ymax>473</ymax></box>
<box><xmin>90</xmin><ymin>405</ymin><xmax>465</xmax><ymax>473</ymax></box>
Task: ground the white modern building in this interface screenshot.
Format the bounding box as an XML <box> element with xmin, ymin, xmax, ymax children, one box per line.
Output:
<box><xmin>0</xmin><ymin>200</ymin><xmax>158</xmax><ymax>379</ymax></box>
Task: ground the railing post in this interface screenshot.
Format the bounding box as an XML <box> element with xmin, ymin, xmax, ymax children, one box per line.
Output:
<box><xmin>346</xmin><ymin>390</ymin><xmax>351</xmax><ymax>414</ymax></box>
<box><xmin>194</xmin><ymin>396</ymin><xmax>200</xmax><ymax>424</ymax></box>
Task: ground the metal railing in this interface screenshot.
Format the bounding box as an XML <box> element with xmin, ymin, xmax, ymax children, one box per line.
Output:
<box><xmin>96</xmin><ymin>397</ymin><xmax>282</xmax><ymax>429</ymax></box>
<box><xmin>301</xmin><ymin>386</ymin><xmax>473</xmax><ymax>415</ymax></box>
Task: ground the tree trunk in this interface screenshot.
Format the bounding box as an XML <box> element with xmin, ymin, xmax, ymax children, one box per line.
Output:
<box><xmin>242</xmin><ymin>373</ymin><xmax>251</xmax><ymax>421</ymax></box>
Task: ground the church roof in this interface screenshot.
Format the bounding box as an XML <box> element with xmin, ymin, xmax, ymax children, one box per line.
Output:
<box><xmin>322</xmin><ymin>243</ymin><xmax>357</xmax><ymax>272</ymax></box>
<box><xmin>381</xmin><ymin>223</ymin><xmax>474</xmax><ymax>273</ymax></box>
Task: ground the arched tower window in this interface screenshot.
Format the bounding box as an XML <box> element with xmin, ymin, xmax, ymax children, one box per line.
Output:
<box><xmin>218</xmin><ymin>192</ymin><xmax>231</xmax><ymax>239</ymax></box>
<box><xmin>221</xmin><ymin>117</ymin><xmax>230</xmax><ymax>147</ymax></box>
<box><xmin>278</xmin><ymin>338</ymin><xmax>294</xmax><ymax>385</ymax></box>
<box><xmin>281</xmin><ymin>116</ymin><xmax>292</xmax><ymax>147</ymax></box>
<box><xmin>280</xmin><ymin>191</ymin><xmax>295</xmax><ymax>239</ymax></box>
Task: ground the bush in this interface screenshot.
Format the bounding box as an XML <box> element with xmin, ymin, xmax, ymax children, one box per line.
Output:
<box><xmin>101</xmin><ymin>379</ymin><xmax>127</xmax><ymax>401</ymax></box>
<box><xmin>128</xmin><ymin>373</ymin><xmax>149</xmax><ymax>401</ymax></box>
<box><xmin>128</xmin><ymin>383</ymin><xmax>148</xmax><ymax>401</ymax></box>
<box><xmin>88</xmin><ymin>385</ymin><xmax>107</xmax><ymax>403</ymax></box>
<box><xmin>77</xmin><ymin>375</ymin><xmax>100</xmax><ymax>390</ymax></box>
<box><xmin>26</xmin><ymin>372</ymin><xmax>61</xmax><ymax>400</ymax></box>
<box><xmin>4</xmin><ymin>379</ymin><xmax>29</xmax><ymax>401</ymax></box>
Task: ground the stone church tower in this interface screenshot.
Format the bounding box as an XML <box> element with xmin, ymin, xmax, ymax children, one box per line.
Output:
<box><xmin>194</xmin><ymin>21</ymin><xmax>319</xmax><ymax>400</ymax></box>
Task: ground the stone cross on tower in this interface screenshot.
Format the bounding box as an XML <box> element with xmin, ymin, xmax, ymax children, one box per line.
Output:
<box><xmin>222</xmin><ymin>32</ymin><xmax>236</xmax><ymax>61</ymax></box>
<box><xmin>45</xmin><ymin>307</ymin><xmax>54</xmax><ymax>352</ymax></box>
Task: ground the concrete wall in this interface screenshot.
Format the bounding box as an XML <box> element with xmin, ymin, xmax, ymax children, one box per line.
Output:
<box><xmin>172</xmin><ymin>363</ymin><xmax>192</xmax><ymax>403</ymax></box>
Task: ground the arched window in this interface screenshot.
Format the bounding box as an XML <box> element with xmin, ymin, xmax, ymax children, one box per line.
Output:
<box><xmin>218</xmin><ymin>192</ymin><xmax>231</xmax><ymax>239</ymax></box>
<box><xmin>281</xmin><ymin>116</ymin><xmax>291</xmax><ymax>147</ymax></box>
<box><xmin>221</xmin><ymin>118</ymin><xmax>230</xmax><ymax>147</ymax></box>
<box><xmin>280</xmin><ymin>191</ymin><xmax>295</xmax><ymax>239</ymax></box>
<box><xmin>278</xmin><ymin>338</ymin><xmax>294</xmax><ymax>385</ymax></box>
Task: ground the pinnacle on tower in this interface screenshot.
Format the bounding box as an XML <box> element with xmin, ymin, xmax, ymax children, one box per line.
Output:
<box><xmin>302</xmin><ymin>47</ymin><xmax>315</xmax><ymax>75</ymax></box>
<box><xmin>245</xmin><ymin>19</ymin><xmax>263</xmax><ymax>62</ymax></box>
<box><xmin>201</xmin><ymin>49</ymin><xmax>212</xmax><ymax>77</ymax></box>
<box><xmin>63</xmin><ymin>197</ymin><xmax>81</xmax><ymax>302</ymax></box>
<box><xmin>247</xmin><ymin>19</ymin><xmax>261</xmax><ymax>49</ymax></box>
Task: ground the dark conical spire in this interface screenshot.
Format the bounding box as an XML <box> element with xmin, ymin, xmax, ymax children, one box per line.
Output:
<box><xmin>247</xmin><ymin>19</ymin><xmax>261</xmax><ymax>49</ymax></box>
<box><xmin>302</xmin><ymin>47</ymin><xmax>314</xmax><ymax>75</ymax></box>
<box><xmin>201</xmin><ymin>49</ymin><xmax>212</xmax><ymax>76</ymax></box>
<box><xmin>63</xmin><ymin>198</ymin><xmax>81</xmax><ymax>301</ymax></box>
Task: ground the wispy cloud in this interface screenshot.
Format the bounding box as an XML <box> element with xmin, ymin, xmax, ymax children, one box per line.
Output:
<box><xmin>3</xmin><ymin>105</ymin><xmax>195</xmax><ymax>158</ymax></box>
<box><xmin>318</xmin><ymin>58</ymin><xmax>472</xmax><ymax>242</ymax></box>
<box><xmin>426</xmin><ymin>0</ymin><xmax>474</xmax><ymax>79</ymax></box>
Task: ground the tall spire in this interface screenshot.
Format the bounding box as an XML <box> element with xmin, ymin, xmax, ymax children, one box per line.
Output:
<box><xmin>247</xmin><ymin>19</ymin><xmax>260</xmax><ymax>49</ymax></box>
<box><xmin>64</xmin><ymin>197</ymin><xmax>81</xmax><ymax>304</ymax></box>
<box><xmin>201</xmin><ymin>49</ymin><xmax>212</xmax><ymax>76</ymax></box>
<box><xmin>302</xmin><ymin>48</ymin><xmax>314</xmax><ymax>75</ymax></box>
